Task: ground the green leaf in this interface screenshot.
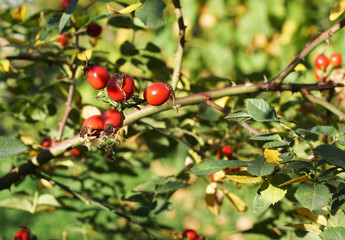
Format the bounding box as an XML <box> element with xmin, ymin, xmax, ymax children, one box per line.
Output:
<box><xmin>246</xmin><ymin>98</ymin><xmax>279</xmax><ymax>122</ymax></box>
<box><xmin>135</xmin><ymin>0</ymin><xmax>166</xmax><ymax>29</ymax></box>
<box><xmin>108</xmin><ymin>16</ymin><xmax>143</xmax><ymax>30</ymax></box>
<box><xmin>260</xmin><ymin>180</ymin><xmax>287</xmax><ymax>205</ymax></box>
<box><xmin>295</xmin><ymin>183</ymin><xmax>330</xmax><ymax>211</ymax></box>
<box><xmin>297</xmin><ymin>126</ymin><xmax>337</xmax><ymax>137</ymax></box>
<box><xmin>59</xmin><ymin>0</ymin><xmax>78</xmax><ymax>33</ymax></box>
<box><xmin>0</xmin><ymin>136</ymin><xmax>28</xmax><ymax>159</ymax></box>
<box><xmin>314</xmin><ymin>144</ymin><xmax>345</xmax><ymax>168</ymax></box>
<box><xmin>253</xmin><ymin>192</ymin><xmax>271</xmax><ymax>216</ymax></box>
<box><xmin>247</xmin><ymin>156</ymin><xmax>275</xmax><ymax>176</ymax></box>
<box><xmin>37</xmin><ymin>194</ymin><xmax>61</xmax><ymax>207</ymax></box>
<box><xmin>225</xmin><ymin>109</ymin><xmax>253</xmax><ymax>122</ymax></box>
<box><xmin>157</xmin><ymin>181</ymin><xmax>189</xmax><ymax>193</ymax></box>
<box><xmin>189</xmin><ymin>160</ymin><xmax>246</xmax><ymax>176</ymax></box>
<box><xmin>319</xmin><ymin>227</ymin><xmax>345</xmax><ymax>240</ymax></box>
<box><xmin>249</xmin><ymin>133</ymin><xmax>281</xmax><ymax>141</ymax></box>
<box><xmin>263</xmin><ymin>140</ymin><xmax>287</xmax><ymax>148</ymax></box>
<box><xmin>336</xmin><ymin>135</ymin><xmax>345</xmax><ymax>146</ymax></box>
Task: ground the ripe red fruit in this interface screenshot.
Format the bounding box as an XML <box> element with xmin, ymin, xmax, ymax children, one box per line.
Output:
<box><xmin>217</xmin><ymin>145</ymin><xmax>233</xmax><ymax>160</ymax></box>
<box><xmin>182</xmin><ymin>229</ymin><xmax>198</xmax><ymax>240</ymax></box>
<box><xmin>329</xmin><ymin>52</ymin><xmax>342</xmax><ymax>67</ymax></box>
<box><xmin>80</xmin><ymin>115</ymin><xmax>103</xmax><ymax>137</ymax></box>
<box><xmin>144</xmin><ymin>83</ymin><xmax>172</xmax><ymax>106</ymax></box>
<box><xmin>102</xmin><ymin>109</ymin><xmax>124</xmax><ymax>135</ymax></box>
<box><xmin>58</xmin><ymin>33</ymin><xmax>72</xmax><ymax>46</ymax></box>
<box><xmin>107</xmin><ymin>73</ymin><xmax>135</xmax><ymax>102</ymax></box>
<box><xmin>86</xmin><ymin>66</ymin><xmax>110</xmax><ymax>90</ymax></box>
<box><xmin>71</xmin><ymin>148</ymin><xmax>82</xmax><ymax>157</ymax></box>
<box><xmin>209</xmin><ymin>173</ymin><xmax>215</xmax><ymax>182</ymax></box>
<box><xmin>61</xmin><ymin>0</ymin><xmax>72</xmax><ymax>11</ymax></box>
<box><xmin>41</xmin><ymin>138</ymin><xmax>52</xmax><ymax>148</ymax></box>
<box><xmin>314</xmin><ymin>54</ymin><xmax>329</xmax><ymax>69</ymax></box>
<box><xmin>14</xmin><ymin>226</ymin><xmax>30</xmax><ymax>240</ymax></box>
<box><xmin>87</xmin><ymin>22</ymin><xmax>102</xmax><ymax>37</ymax></box>
<box><xmin>314</xmin><ymin>68</ymin><xmax>322</xmax><ymax>80</ymax></box>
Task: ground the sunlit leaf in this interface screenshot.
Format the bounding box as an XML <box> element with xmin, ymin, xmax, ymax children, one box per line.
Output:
<box><xmin>224</xmin><ymin>193</ymin><xmax>247</xmax><ymax>213</ymax></box>
<box><xmin>330</xmin><ymin>0</ymin><xmax>345</xmax><ymax>21</ymax></box>
<box><xmin>135</xmin><ymin>0</ymin><xmax>166</xmax><ymax>29</ymax></box>
<box><xmin>107</xmin><ymin>3</ymin><xmax>143</xmax><ymax>15</ymax></box>
<box><xmin>189</xmin><ymin>160</ymin><xmax>246</xmax><ymax>175</ymax></box>
<box><xmin>264</xmin><ymin>148</ymin><xmax>282</xmax><ymax>164</ymax></box>
<box><xmin>260</xmin><ymin>180</ymin><xmax>287</xmax><ymax>205</ymax></box>
<box><xmin>225</xmin><ymin>171</ymin><xmax>262</xmax><ymax>184</ymax></box>
<box><xmin>11</xmin><ymin>5</ymin><xmax>27</xmax><ymax>22</ymax></box>
<box><xmin>253</xmin><ymin>192</ymin><xmax>271</xmax><ymax>216</ymax></box>
<box><xmin>77</xmin><ymin>50</ymin><xmax>92</xmax><ymax>61</ymax></box>
<box><xmin>0</xmin><ymin>136</ymin><xmax>28</xmax><ymax>159</ymax></box>
<box><xmin>294</xmin><ymin>63</ymin><xmax>307</xmax><ymax>72</ymax></box>
<box><xmin>278</xmin><ymin>175</ymin><xmax>311</xmax><ymax>187</ymax></box>
<box><xmin>246</xmin><ymin>99</ymin><xmax>279</xmax><ymax>122</ymax></box>
<box><xmin>319</xmin><ymin>227</ymin><xmax>345</xmax><ymax>240</ymax></box>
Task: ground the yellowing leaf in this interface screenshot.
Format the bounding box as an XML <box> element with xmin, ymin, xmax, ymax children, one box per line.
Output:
<box><xmin>77</xmin><ymin>50</ymin><xmax>92</xmax><ymax>61</ymax></box>
<box><xmin>260</xmin><ymin>181</ymin><xmax>287</xmax><ymax>204</ymax></box>
<box><xmin>39</xmin><ymin>178</ymin><xmax>54</xmax><ymax>190</ymax></box>
<box><xmin>11</xmin><ymin>5</ymin><xmax>27</xmax><ymax>22</ymax></box>
<box><xmin>0</xmin><ymin>35</ymin><xmax>29</xmax><ymax>46</ymax></box>
<box><xmin>214</xmin><ymin>97</ymin><xmax>229</xmax><ymax>108</ymax></box>
<box><xmin>291</xmin><ymin>208</ymin><xmax>327</xmax><ymax>226</ymax></box>
<box><xmin>281</xmin><ymin>19</ymin><xmax>298</xmax><ymax>45</ymax></box>
<box><xmin>107</xmin><ymin>3</ymin><xmax>142</xmax><ymax>15</ymax></box>
<box><xmin>294</xmin><ymin>63</ymin><xmax>307</xmax><ymax>72</ymax></box>
<box><xmin>264</xmin><ymin>148</ymin><xmax>282</xmax><ymax>164</ymax></box>
<box><xmin>330</xmin><ymin>0</ymin><xmax>345</xmax><ymax>21</ymax></box>
<box><xmin>225</xmin><ymin>171</ymin><xmax>262</xmax><ymax>184</ymax></box>
<box><xmin>279</xmin><ymin>175</ymin><xmax>311</xmax><ymax>187</ymax></box>
<box><xmin>225</xmin><ymin>193</ymin><xmax>247</xmax><ymax>213</ymax></box>
<box><xmin>189</xmin><ymin>149</ymin><xmax>202</xmax><ymax>164</ymax></box>
<box><xmin>0</xmin><ymin>59</ymin><xmax>10</xmax><ymax>73</ymax></box>
<box><xmin>285</xmin><ymin>224</ymin><xmax>321</xmax><ymax>233</ymax></box>
<box><xmin>205</xmin><ymin>183</ymin><xmax>223</xmax><ymax>216</ymax></box>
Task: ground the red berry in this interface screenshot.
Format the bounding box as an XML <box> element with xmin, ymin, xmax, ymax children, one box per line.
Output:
<box><xmin>209</xmin><ymin>173</ymin><xmax>215</xmax><ymax>182</ymax></box>
<box><xmin>87</xmin><ymin>22</ymin><xmax>102</xmax><ymax>37</ymax></box>
<box><xmin>102</xmin><ymin>109</ymin><xmax>123</xmax><ymax>135</ymax></box>
<box><xmin>107</xmin><ymin>73</ymin><xmax>135</xmax><ymax>102</ymax></box>
<box><xmin>314</xmin><ymin>54</ymin><xmax>329</xmax><ymax>69</ymax></box>
<box><xmin>80</xmin><ymin>115</ymin><xmax>103</xmax><ymax>137</ymax></box>
<box><xmin>14</xmin><ymin>227</ymin><xmax>30</xmax><ymax>240</ymax></box>
<box><xmin>182</xmin><ymin>229</ymin><xmax>198</xmax><ymax>240</ymax></box>
<box><xmin>329</xmin><ymin>52</ymin><xmax>342</xmax><ymax>67</ymax></box>
<box><xmin>144</xmin><ymin>83</ymin><xmax>171</xmax><ymax>106</ymax></box>
<box><xmin>217</xmin><ymin>145</ymin><xmax>233</xmax><ymax>160</ymax></box>
<box><xmin>58</xmin><ymin>33</ymin><xmax>72</xmax><ymax>46</ymax></box>
<box><xmin>314</xmin><ymin>68</ymin><xmax>322</xmax><ymax>80</ymax></box>
<box><xmin>61</xmin><ymin>0</ymin><xmax>72</xmax><ymax>11</ymax></box>
<box><xmin>86</xmin><ymin>66</ymin><xmax>110</xmax><ymax>90</ymax></box>
<box><xmin>71</xmin><ymin>148</ymin><xmax>82</xmax><ymax>157</ymax></box>
<box><xmin>41</xmin><ymin>138</ymin><xmax>52</xmax><ymax>148</ymax></box>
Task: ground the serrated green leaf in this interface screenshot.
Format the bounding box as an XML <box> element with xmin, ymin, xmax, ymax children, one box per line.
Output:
<box><xmin>247</xmin><ymin>156</ymin><xmax>275</xmax><ymax>176</ymax></box>
<box><xmin>260</xmin><ymin>180</ymin><xmax>287</xmax><ymax>204</ymax></box>
<box><xmin>253</xmin><ymin>192</ymin><xmax>271</xmax><ymax>216</ymax></box>
<box><xmin>246</xmin><ymin>98</ymin><xmax>279</xmax><ymax>122</ymax></box>
<box><xmin>135</xmin><ymin>0</ymin><xmax>166</xmax><ymax>29</ymax></box>
<box><xmin>314</xmin><ymin>144</ymin><xmax>345</xmax><ymax>168</ymax></box>
<box><xmin>225</xmin><ymin>109</ymin><xmax>253</xmax><ymax>122</ymax></box>
<box><xmin>189</xmin><ymin>160</ymin><xmax>246</xmax><ymax>175</ymax></box>
<box><xmin>295</xmin><ymin>183</ymin><xmax>330</xmax><ymax>211</ymax></box>
<box><xmin>319</xmin><ymin>227</ymin><xmax>345</xmax><ymax>240</ymax></box>
<box><xmin>0</xmin><ymin>136</ymin><xmax>28</xmax><ymax>159</ymax></box>
<box><xmin>59</xmin><ymin>0</ymin><xmax>78</xmax><ymax>33</ymax></box>
<box><xmin>249</xmin><ymin>133</ymin><xmax>281</xmax><ymax>141</ymax></box>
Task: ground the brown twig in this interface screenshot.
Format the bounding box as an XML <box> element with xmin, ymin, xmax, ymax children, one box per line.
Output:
<box><xmin>170</xmin><ymin>0</ymin><xmax>186</xmax><ymax>91</ymax></box>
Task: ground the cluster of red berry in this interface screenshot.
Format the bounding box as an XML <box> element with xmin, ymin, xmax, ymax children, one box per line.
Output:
<box><xmin>81</xmin><ymin>63</ymin><xmax>173</xmax><ymax>146</ymax></box>
<box><xmin>313</xmin><ymin>53</ymin><xmax>342</xmax><ymax>81</ymax></box>
<box><xmin>209</xmin><ymin>145</ymin><xmax>240</xmax><ymax>182</ymax></box>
